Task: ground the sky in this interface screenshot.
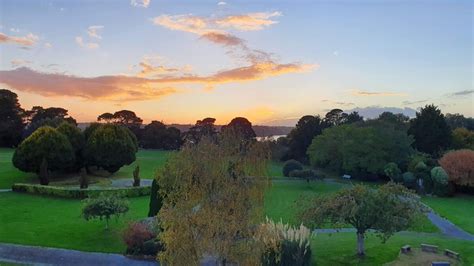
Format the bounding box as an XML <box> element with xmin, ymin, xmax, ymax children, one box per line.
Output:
<box><xmin>0</xmin><ymin>0</ymin><xmax>472</xmax><ymax>126</ymax></box>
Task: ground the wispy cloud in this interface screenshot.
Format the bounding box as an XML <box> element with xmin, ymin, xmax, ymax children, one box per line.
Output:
<box><xmin>0</xmin><ymin>32</ymin><xmax>38</xmax><ymax>46</ymax></box>
<box><xmin>87</xmin><ymin>25</ymin><xmax>104</xmax><ymax>39</ymax></box>
<box><xmin>351</xmin><ymin>90</ymin><xmax>407</xmax><ymax>97</ymax></box>
<box><xmin>75</xmin><ymin>36</ymin><xmax>99</xmax><ymax>49</ymax></box>
<box><xmin>131</xmin><ymin>0</ymin><xmax>150</xmax><ymax>8</ymax></box>
<box><xmin>11</xmin><ymin>59</ymin><xmax>32</xmax><ymax>68</ymax></box>
<box><xmin>217</xmin><ymin>1</ymin><xmax>227</xmax><ymax>6</ymax></box>
<box><xmin>44</xmin><ymin>42</ymin><xmax>52</xmax><ymax>48</ymax></box>
<box><xmin>214</xmin><ymin>12</ymin><xmax>282</xmax><ymax>31</ymax></box>
<box><xmin>447</xmin><ymin>90</ymin><xmax>474</xmax><ymax>97</ymax></box>
<box><xmin>402</xmin><ymin>99</ymin><xmax>429</xmax><ymax>105</ymax></box>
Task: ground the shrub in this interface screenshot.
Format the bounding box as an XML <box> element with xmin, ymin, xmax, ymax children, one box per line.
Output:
<box><xmin>142</xmin><ymin>239</ymin><xmax>162</xmax><ymax>256</ymax></box>
<box><xmin>133</xmin><ymin>165</ymin><xmax>140</xmax><ymax>187</ymax></box>
<box><xmin>289</xmin><ymin>169</ymin><xmax>318</xmax><ymax>182</ymax></box>
<box><xmin>431</xmin><ymin>167</ymin><xmax>453</xmax><ymax>197</ymax></box>
<box><xmin>414</xmin><ymin>161</ymin><xmax>432</xmax><ymax>193</ymax></box>
<box><xmin>84</xmin><ymin>124</ymin><xmax>137</xmax><ymax>173</ymax></box>
<box><xmin>79</xmin><ymin>168</ymin><xmax>88</xmax><ymax>189</ymax></box>
<box><xmin>384</xmin><ymin>163</ymin><xmax>402</xmax><ymax>183</ymax></box>
<box><xmin>13</xmin><ymin>126</ymin><xmax>75</xmax><ymax>174</ymax></box>
<box><xmin>12</xmin><ymin>183</ymin><xmax>150</xmax><ymax>199</ymax></box>
<box><xmin>123</xmin><ymin>222</ymin><xmax>156</xmax><ymax>255</ymax></box>
<box><xmin>258</xmin><ymin>219</ymin><xmax>312</xmax><ymax>266</ymax></box>
<box><xmin>439</xmin><ymin>149</ymin><xmax>474</xmax><ymax>188</ymax></box>
<box><xmin>39</xmin><ymin>158</ymin><xmax>49</xmax><ymax>185</ymax></box>
<box><xmin>148</xmin><ymin>179</ymin><xmax>163</xmax><ymax>217</ymax></box>
<box><xmin>283</xmin><ymin>160</ymin><xmax>303</xmax><ymax>177</ymax></box>
<box><xmin>57</xmin><ymin>122</ymin><xmax>85</xmax><ymax>170</ymax></box>
<box><xmin>82</xmin><ymin>193</ymin><xmax>129</xmax><ymax>229</ymax></box>
<box><xmin>402</xmin><ymin>172</ymin><xmax>416</xmax><ymax>189</ymax></box>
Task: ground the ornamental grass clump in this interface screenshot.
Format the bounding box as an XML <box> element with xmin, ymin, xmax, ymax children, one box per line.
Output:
<box><xmin>258</xmin><ymin>218</ymin><xmax>312</xmax><ymax>266</ymax></box>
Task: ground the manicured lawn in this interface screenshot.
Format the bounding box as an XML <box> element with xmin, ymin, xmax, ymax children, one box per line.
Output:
<box><xmin>264</xmin><ymin>179</ymin><xmax>438</xmax><ymax>232</ymax></box>
<box><xmin>267</xmin><ymin>160</ymin><xmax>284</xmax><ymax>177</ymax></box>
<box><xmin>312</xmin><ymin>232</ymin><xmax>474</xmax><ymax>265</ymax></box>
<box><xmin>265</xmin><ymin>180</ymin><xmax>342</xmax><ymax>224</ymax></box>
<box><xmin>0</xmin><ymin>192</ymin><xmax>149</xmax><ymax>253</ymax></box>
<box><xmin>0</xmin><ymin>148</ymin><xmax>36</xmax><ymax>189</ymax></box>
<box><xmin>423</xmin><ymin>194</ymin><xmax>474</xmax><ymax>234</ymax></box>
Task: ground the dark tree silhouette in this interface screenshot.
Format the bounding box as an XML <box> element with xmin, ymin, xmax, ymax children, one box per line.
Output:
<box><xmin>97</xmin><ymin>112</ymin><xmax>114</xmax><ymax>123</ymax></box>
<box><xmin>287</xmin><ymin>115</ymin><xmax>326</xmax><ymax>162</ymax></box>
<box><xmin>408</xmin><ymin>104</ymin><xmax>451</xmax><ymax>155</ymax></box>
<box><xmin>221</xmin><ymin>117</ymin><xmax>256</xmax><ymax>140</ymax></box>
<box><xmin>0</xmin><ymin>89</ymin><xmax>25</xmax><ymax>147</ymax></box>
<box><xmin>184</xmin><ymin>117</ymin><xmax>217</xmax><ymax>143</ymax></box>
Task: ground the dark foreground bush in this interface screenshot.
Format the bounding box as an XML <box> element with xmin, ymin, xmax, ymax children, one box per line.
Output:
<box><xmin>282</xmin><ymin>160</ymin><xmax>303</xmax><ymax>177</ymax></box>
<box><xmin>12</xmin><ymin>183</ymin><xmax>150</xmax><ymax>199</ymax></box>
<box><xmin>123</xmin><ymin>222</ymin><xmax>162</xmax><ymax>255</ymax></box>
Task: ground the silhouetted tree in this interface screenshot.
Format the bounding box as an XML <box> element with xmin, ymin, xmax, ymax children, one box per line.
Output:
<box><xmin>408</xmin><ymin>104</ymin><xmax>451</xmax><ymax>155</ymax></box>
<box><xmin>345</xmin><ymin>111</ymin><xmax>364</xmax><ymax>124</ymax></box>
<box><xmin>445</xmin><ymin>113</ymin><xmax>474</xmax><ymax>130</ymax></box>
<box><xmin>323</xmin><ymin>109</ymin><xmax>346</xmax><ymax>126</ymax></box>
<box><xmin>221</xmin><ymin>117</ymin><xmax>256</xmax><ymax>140</ymax></box>
<box><xmin>0</xmin><ymin>89</ymin><xmax>25</xmax><ymax>147</ymax></box>
<box><xmin>141</xmin><ymin>121</ymin><xmax>182</xmax><ymax>150</ymax></box>
<box><xmin>286</xmin><ymin>115</ymin><xmax>326</xmax><ymax>162</ymax></box>
<box><xmin>97</xmin><ymin>112</ymin><xmax>114</xmax><ymax>123</ymax></box>
<box><xmin>184</xmin><ymin>117</ymin><xmax>217</xmax><ymax>143</ymax></box>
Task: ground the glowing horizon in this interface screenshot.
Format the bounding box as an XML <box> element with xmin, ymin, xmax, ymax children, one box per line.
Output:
<box><xmin>0</xmin><ymin>0</ymin><xmax>472</xmax><ymax>126</ymax></box>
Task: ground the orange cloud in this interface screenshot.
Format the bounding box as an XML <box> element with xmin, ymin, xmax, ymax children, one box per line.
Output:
<box><xmin>214</xmin><ymin>12</ymin><xmax>282</xmax><ymax>31</ymax></box>
<box><xmin>0</xmin><ymin>32</ymin><xmax>38</xmax><ymax>46</ymax></box>
<box><xmin>200</xmin><ymin>32</ymin><xmax>244</xmax><ymax>46</ymax></box>
<box><xmin>0</xmin><ymin>67</ymin><xmax>178</xmax><ymax>101</ymax></box>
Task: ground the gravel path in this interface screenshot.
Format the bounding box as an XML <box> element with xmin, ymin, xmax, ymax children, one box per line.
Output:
<box><xmin>109</xmin><ymin>179</ymin><xmax>153</xmax><ymax>188</ymax></box>
<box><xmin>426</xmin><ymin>211</ymin><xmax>474</xmax><ymax>241</ymax></box>
<box><xmin>0</xmin><ymin>243</ymin><xmax>158</xmax><ymax>266</ymax></box>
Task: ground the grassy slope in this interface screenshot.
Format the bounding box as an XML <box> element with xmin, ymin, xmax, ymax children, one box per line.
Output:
<box><xmin>312</xmin><ymin>232</ymin><xmax>474</xmax><ymax>265</ymax></box>
<box><xmin>0</xmin><ymin>192</ymin><xmax>148</xmax><ymax>253</ymax></box>
<box><xmin>423</xmin><ymin>194</ymin><xmax>474</xmax><ymax>234</ymax></box>
<box><xmin>0</xmin><ymin>148</ymin><xmax>36</xmax><ymax>189</ymax></box>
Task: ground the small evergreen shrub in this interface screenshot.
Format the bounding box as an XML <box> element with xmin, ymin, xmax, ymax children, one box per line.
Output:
<box><xmin>431</xmin><ymin>167</ymin><xmax>453</xmax><ymax>197</ymax></box>
<box><xmin>148</xmin><ymin>179</ymin><xmax>163</xmax><ymax>217</ymax></box>
<box><xmin>402</xmin><ymin>172</ymin><xmax>416</xmax><ymax>189</ymax></box>
<box><xmin>82</xmin><ymin>193</ymin><xmax>129</xmax><ymax>229</ymax></box>
<box><xmin>384</xmin><ymin>162</ymin><xmax>402</xmax><ymax>183</ymax></box>
<box><xmin>283</xmin><ymin>160</ymin><xmax>303</xmax><ymax>177</ymax></box>
<box><xmin>258</xmin><ymin>219</ymin><xmax>312</xmax><ymax>266</ymax></box>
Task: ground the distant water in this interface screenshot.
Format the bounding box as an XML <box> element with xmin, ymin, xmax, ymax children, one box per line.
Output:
<box><xmin>256</xmin><ymin>135</ymin><xmax>286</xmax><ymax>141</ymax></box>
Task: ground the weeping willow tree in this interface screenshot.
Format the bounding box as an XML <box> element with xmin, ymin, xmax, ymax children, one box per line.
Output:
<box><xmin>157</xmin><ymin>130</ymin><xmax>270</xmax><ymax>265</ymax></box>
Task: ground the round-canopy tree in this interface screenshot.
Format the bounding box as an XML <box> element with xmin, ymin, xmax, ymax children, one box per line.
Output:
<box><xmin>57</xmin><ymin>122</ymin><xmax>85</xmax><ymax>170</ymax></box>
<box><xmin>439</xmin><ymin>149</ymin><xmax>474</xmax><ymax>188</ymax></box>
<box><xmin>12</xmin><ymin>126</ymin><xmax>75</xmax><ymax>174</ymax></box>
<box><xmin>84</xmin><ymin>124</ymin><xmax>137</xmax><ymax>173</ymax></box>
<box><xmin>299</xmin><ymin>182</ymin><xmax>423</xmax><ymax>257</ymax></box>
<box><xmin>221</xmin><ymin>117</ymin><xmax>256</xmax><ymax>140</ymax></box>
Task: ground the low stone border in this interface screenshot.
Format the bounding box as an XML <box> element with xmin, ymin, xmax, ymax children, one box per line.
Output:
<box><xmin>12</xmin><ymin>183</ymin><xmax>151</xmax><ymax>199</ymax></box>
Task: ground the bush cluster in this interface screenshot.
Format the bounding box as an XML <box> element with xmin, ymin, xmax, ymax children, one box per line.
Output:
<box><xmin>431</xmin><ymin>167</ymin><xmax>454</xmax><ymax>197</ymax></box>
<box><xmin>12</xmin><ymin>183</ymin><xmax>150</xmax><ymax>199</ymax></box>
<box><xmin>123</xmin><ymin>222</ymin><xmax>162</xmax><ymax>256</ymax></box>
<box><xmin>282</xmin><ymin>160</ymin><xmax>303</xmax><ymax>177</ymax></box>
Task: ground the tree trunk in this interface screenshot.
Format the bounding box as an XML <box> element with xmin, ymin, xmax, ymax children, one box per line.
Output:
<box><xmin>357</xmin><ymin>232</ymin><xmax>365</xmax><ymax>256</ymax></box>
<box><xmin>105</xmin><ymin>218</ymin><xmax>109</xmax><ymax>230</ymax></box>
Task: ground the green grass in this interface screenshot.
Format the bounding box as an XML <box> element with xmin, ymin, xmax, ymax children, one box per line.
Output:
<box><xmin>312</xmin><ymin>232</ymin><xmax>474</xmax><ymax>265</ymax></box>
<box><xmin>265</xmin><ymin>180</ymin><xmax>342</xmax><ymax>224</ymax></box>
<box><xmin>0</xmin><ymin>148</ymin><xmax>36</xmax><ymax>189</ymax></box>
<box><xmin>423</xmin><ymin>194</ymin><xmax>474</xmax><ymax>234</ymax></box>
<box><xmin>267</xmin><ymin>160</ymin><xmax>284</xmax><ymax>177</ymax></box>
<box><xmin>0</xmin><ymin>192</ymin><xmax>149</xmax><ymax>253</ymax></box>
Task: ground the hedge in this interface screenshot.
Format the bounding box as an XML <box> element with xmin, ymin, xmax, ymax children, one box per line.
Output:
<box><xmin>12</xmin><ymin>183</ymin><xmax>151</xmax><ymax>199</ymax></box>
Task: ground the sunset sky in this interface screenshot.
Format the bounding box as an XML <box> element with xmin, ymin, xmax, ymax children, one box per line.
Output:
<box><xmin>0</xmin><ymin>0</ymin><xmax>472</xmax><ymax>126</ymax></box>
